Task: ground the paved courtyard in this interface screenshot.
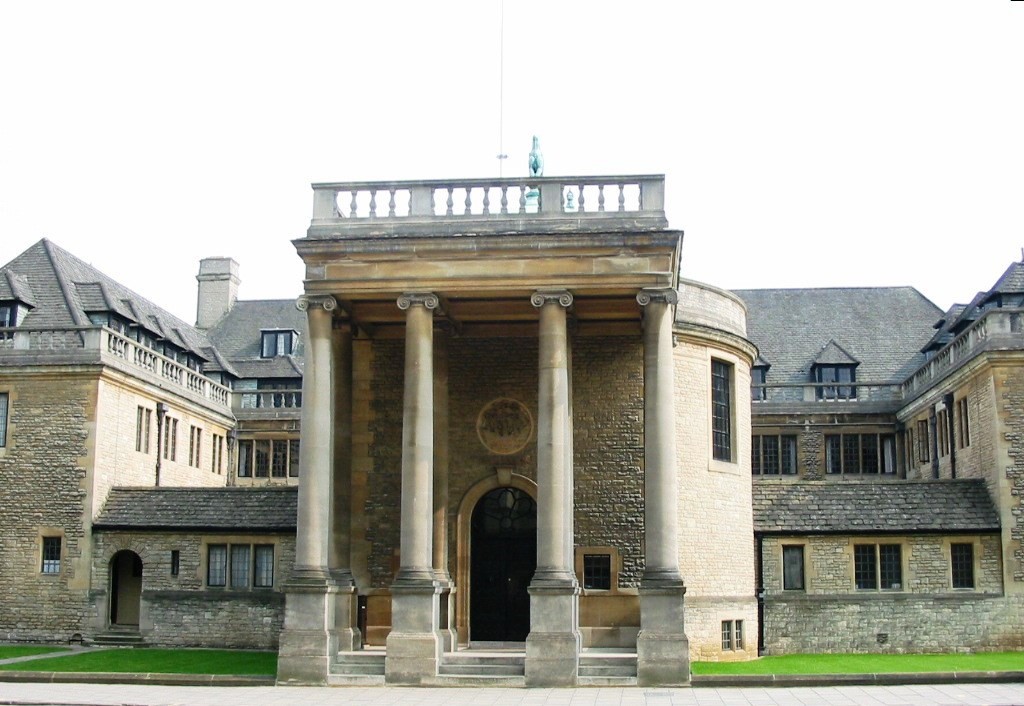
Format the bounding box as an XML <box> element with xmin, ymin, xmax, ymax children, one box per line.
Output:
<box><xmin>2</xmin><ymin>683</ymin><xmax>1024</xmax><ymax>706</ymax></box>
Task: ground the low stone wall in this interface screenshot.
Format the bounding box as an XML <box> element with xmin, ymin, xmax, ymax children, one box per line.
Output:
<box><xmin>764</xmin><ymin>593</ymin><xmax>1024</xmax><ymax>654</ymax></box>
<box><xmin>143</xmin><ymin>590</ymin><xmax>284</xmax><ymax>649</ymax></box>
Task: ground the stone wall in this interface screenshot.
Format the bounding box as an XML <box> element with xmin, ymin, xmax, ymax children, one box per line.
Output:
<box><xmin>995</xmin><ymin>362</ymin><xmax>1024</xmax><ymax>585</ymax></box>
<box><xmin>92</xmin><ymin>531</ymin><xmax>293</xmax><ymax>648</ymax></box>
<box><xmin>760</xmin><ymin>533</ymin><xmax>1022</xmax><ymax>653</ymax></box>
<box><xmin>0</xmin><ymin>370</ymin><xmax>95</xmax><ymax>642</ymax></box>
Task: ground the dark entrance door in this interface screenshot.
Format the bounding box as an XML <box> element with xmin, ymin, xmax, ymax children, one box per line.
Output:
<box><xmin>470</xmin><ymin>487</ymin><xmax>537</xmax><ymax>642</ymax></box>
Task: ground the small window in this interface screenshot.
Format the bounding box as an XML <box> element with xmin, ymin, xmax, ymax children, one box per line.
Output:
<box><xmin>734</xmin><ymin>620</ymin><xmax>744</xmax><ymax>650</ymax></box>
<box><xmin>711</xmin><ymin>360</ymin><xmax>732</xmax><ymax>461</ymax></box>
<box><xmin>752</xmin><ymin>435</ymin><xmax>798</xmax><ymax>476</ymax></box>
<box><xmin>951</xmin><ymin>543</ymin><xmax>974</xmax><ymax>589</ymax></box>
<box><xmin>135</xmin><ymin>406</ymin><xmax>151</xmax><ymax>454</ymax></box>
<box><xmin>170</xmin><ymin>550</ymin><xmax>180</xmax><ymax>577</ymax></box>
<box><xmin>211</xmin><ymin>434</ymin><xmax>224</xmax><ymax>474</ymax></box>
<box><xmin>815</xmin><ymin>364</ymin><xmax>856</xmax><ymax>400</ymax></box>
<box><xmin>163</xmin><ymin>416</ymin><xmax>178</xmax><ymax>462</ymax></box>
<box><xmin>288</xmin><ymin>439</ymin><xmax>301</xmax><ymax>477</ymax></box>
<box><xmin>782</xmin><ymin>545</ymin><xmax>805</xmax><ymax>590</ymax></box>
<box><xmin>261</xmin><ymin>330</ymin><xmax>296</xmax><ymax>358</ymax></box>
<box><xmin>721</xmin><ymin>620</ymin><xmax>733</xmax><ymax>651</ymax></box>
<box><xmin>854</xmin><ymin>544</ymin><xmax>902</xmax><ymax>590</ymax></box>
<box><xmin>207</xmin><ymin>544</ymin><xmax>227</xmax><ymax>586</ymax></box>
<box><xmin>189</xmin><ymin>425</ymin><xmax>202</xmax><ymax>468</ymax></box>
<box><xmin>271</xmin><ymin>440</ymin><xmax>288</xmax><ymax>478</ymax></box>
<box><xmin>583</xmin><ymin>554</ymin><xmax>612</xmax><ymax>590</ymax></box>
<box><xmin>0</xmin><ymin>392</ymin><xmax>8</xmax><ymax>448</ymax></box>
<box><xmin>254</xmin><ymin>440</ymin><xmax>271</xmax><ymax>478</ymax></box>
<box><xmin>41</xmin><ymin>536</ymin><xmax>61</xmax><ymax>574</ymax></box>
<box><xmin>751</xmin><ymin>366</ymin><xmax>768</xmax><ymax>402</ymax></box>
<box><xmin>916</xmin><ymin>420</ymin><xmax>930</xmax><ymax>463</ymax></box>
<box><xmin>937</xmin><ymin>409</ymin><xmax>949</xmax><ymax>458</ymax></box>
<box><xmin>826</xmin><ymin>434</ymin><xmax>896</xmax><ymax>475</ymax></box>
<box><xmin>957</xmin><ymin>398</ymin><xmax>971</xmax><ymax>448</ymax></box>
<box><xmin>0</xmin><ymin>304</ymin><xmax>14</xmax><ymax>327</ymax></box>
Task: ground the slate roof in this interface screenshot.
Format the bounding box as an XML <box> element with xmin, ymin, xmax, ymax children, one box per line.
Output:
<box><xmin>734</xmin><ymin>288</ymin><xmax>943</xmax><ymax>385</ymax></box>
<box><xmin>0</xmin><ymin>239</ymin><xmax>213</xmax><ymax>359</ymax></box>
<box><xmin>204</xmin><ymin>299</ymin><xmax>306</xmax><ymax>381</ymax></box>
<box><xmin>94</xmin><ymin>487</ymin><xmax>297</xmax><ymax>531</ymax></box>
<box><xmin>983</xmin><ymin>260</ymin><xmax>1024</xmax><ymax>302</ymax></box>
<box><xmin>753</xmin><ymin>479</ymin><xmax>999</xmax><ymax>534</ymax></box>
<box><xmin>0</xmin><ymin>270</ymin><xmax>36</xmax><ymax>306</ymax></box>
<box><xmin>812</xmin><ymin>339</ymin><xmax>859</xmax><ymax>366</ymax></box>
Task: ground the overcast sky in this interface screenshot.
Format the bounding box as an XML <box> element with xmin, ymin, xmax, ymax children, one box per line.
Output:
<box><xmin>1</xmin><ymin>1</ymin><xmax>1021</xmax><ymax>324</ymax></box>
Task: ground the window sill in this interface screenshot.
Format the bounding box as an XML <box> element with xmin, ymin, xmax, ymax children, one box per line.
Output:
<box><xmin>709</xmin><ymin>458</ymin><xmax>741</xmax><ymax>476</ymax></box>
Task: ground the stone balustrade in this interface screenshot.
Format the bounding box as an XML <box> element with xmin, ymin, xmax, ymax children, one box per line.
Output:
<box><xmin>234</xmin><ymin>390</ymin><xmax>303</xmax><ymax>410</ymax></box>
<box><xmin>753</xmin><ymin>381</ymin><xmax>903</xmax><ymax>404</ymax></box>
<box><xmin>902</xmin><ymin>308</ymin><xmax>1023</xmax><ymax>398</ymax></box>
<box><xmin>307</xmin><ymin>175</ymin><xmax>668</xmax><ymax>237</ymax></box>
<box><xmin>0</xmin><ymin>326</ymin><xmax>230</xmax><ymax>410</ymax></box>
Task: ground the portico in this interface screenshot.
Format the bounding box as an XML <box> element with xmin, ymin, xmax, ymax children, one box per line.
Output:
<box><xmin>276</xmin><ymin>175</ymin><xmax>699</xmax><ymax>686</ymax></box>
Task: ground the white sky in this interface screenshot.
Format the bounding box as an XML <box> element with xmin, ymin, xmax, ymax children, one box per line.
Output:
<box><xmin>1</xmin><ymin>1</ymin><xmax>1021</xmax><ymax>324</ymax></box>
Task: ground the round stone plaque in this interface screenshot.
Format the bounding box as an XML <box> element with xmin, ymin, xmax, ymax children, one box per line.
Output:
<box><xmin>476</xmin><ymin>398</ymin><xmax>533</xmax><ymax>455</ymax></box>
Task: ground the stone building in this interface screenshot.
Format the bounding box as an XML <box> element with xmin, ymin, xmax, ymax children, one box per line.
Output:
<box><xmin>0</xmin><ymin>174</ymin><xmax>1022</xmax><ymax>687</ymax></box>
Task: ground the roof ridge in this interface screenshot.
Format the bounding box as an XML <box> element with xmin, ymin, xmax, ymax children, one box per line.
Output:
<box><xmin>41</xmin><ymin>239</ymin><xmax>87</xmax><ymax>326</ymax></box>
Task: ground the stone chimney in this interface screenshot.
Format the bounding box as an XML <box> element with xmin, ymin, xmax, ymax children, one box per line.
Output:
<box><xmin>195</xmin><ymin>257</ymin><xmax>240</xmax><ymax>328</ymax></box>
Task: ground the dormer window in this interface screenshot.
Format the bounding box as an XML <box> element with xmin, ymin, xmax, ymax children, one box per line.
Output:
<box><xmin>751</xmin><ymin>358</ymin><xmax>770</xmax><ymax>402</ymax></box>
<box><xmin>261</xmin><ymin>329</ymin><xmax>297</xmax><ymax>358</ymax></box>
<box><xmin>0</xmin><ymin>303</ymin><xmax>15</xmax><ymax>327</ymax></box>
<box><xmin>815</xmin><ymin>365</ymin><xmax>856</xmax><ymax>400</ymax></box>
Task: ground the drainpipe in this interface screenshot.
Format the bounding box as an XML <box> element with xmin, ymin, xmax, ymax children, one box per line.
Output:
<box><xmin>155</xmin><ymin>403</ymin><xmax>167</xmax><ymax>487</ymax></box>
<box><xmin>944</xmin><ymin>393</ymin><xmax>957</xmax><ymax>479</ymax></box>
<box><xmin>755</xmin><ymin>533</ymin><xmax>765</xmax><ymax>655</ymax></box>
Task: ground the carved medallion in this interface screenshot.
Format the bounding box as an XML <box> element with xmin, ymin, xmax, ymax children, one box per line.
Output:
<box><xmin>476</xmin><ymin>398</ymin><xmax>533</xmax><ymax>455</ymax></box>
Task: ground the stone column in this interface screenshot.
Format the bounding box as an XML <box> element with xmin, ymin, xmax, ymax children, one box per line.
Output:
<box><xmin>526</xmin><ymin>289</ymin><xmax>580</xmax><ymax>687</ymax></box>
<box><xmin>385</xmin><ymin>292</ymin><xmax>442</xmax><ymax>684</ymax></box>
<box><xmin>636</xmin><ymin>288</ymin><xmax>689</xmax><ymax>686</ymax></box>
<box><xmin>278</xmin><ymin>294</ymin><xmax>340</xmax><ymax>685</ymax></box>
<box><xmin>432</xmin><ymin>330</ymin><xmax>456</xmax><ymax>651</ymax></box>
<box><xmin>329</xmin><ymin>321</ymin><xmax>360</xmax><ymax>651</ymax></box>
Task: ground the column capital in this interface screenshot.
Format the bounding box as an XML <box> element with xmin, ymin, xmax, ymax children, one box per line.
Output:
<box><xmin>397</xmin><ymin>292</ymin><xmax>440</xmax><ymax>311</ymax></box>
<box><xmin>531</xmin><ymin>290</ymin><xmax>574</xmax><ymax>309</ymax></box>
<box><xmin>296</xmin><ymin>295</ymin><xmax>338</xmax><ymax>312</ymax></box>
<box><xmin>636</xmin><ymin>288</ymin><xmax>678</xmax><ymax>307</ymax></box>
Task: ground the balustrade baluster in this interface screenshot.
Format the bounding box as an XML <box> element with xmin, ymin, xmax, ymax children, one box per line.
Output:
<box><xmin>618</xmin><ymin>184</ymin><xmax>626</xmax><ymax>211</ymax></box>
<box><xmin>464</xmin><ymin>188</ymin><xmax>473</xmax><ymax>215</ymax></box>
<box><xmin>577</xmin><ymin>184</ymin><xmax>586</xmax><ymax>212</ymax></box>
<box><xmin>500</xmin><ymin>186</ymin><xmax>509</xmax><ymax>214</ymax></box>
<box><xmin>349</xmin><ymin>190</ymin><xmax>359</xmax><ymax>218</ymax></box>
<box><xmin>388</xmin><ymin>188</ymin><xmax>397</xmax><ymax>217</ymax></box>
<box><xmin>446</xmin><ymin>187</ymin><xmax>454</xmax><ymax>216</ymax></box>
<box><xmin>482</xmin><ymin>188</ymin><xmax>490</xmax><ymax>215</ymax></box>
<box><xmin>368</xmin><ymin>190</ymin><xmax>377</xmax><ymax>217</ymax></box>
<box><xmin>598</xmin><ymin>184</ymin><xmax>606</xmax><ymax>212</ymax></box>
<box><xmin>519</xmin><ymin>186</ymin><xmax>527</xmax><ymax>212</ymax></box>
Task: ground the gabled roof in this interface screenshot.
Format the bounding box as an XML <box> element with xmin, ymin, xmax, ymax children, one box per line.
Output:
<box><xmin>753</xmin><ymin>479</ymin><xmax>999</xmax><ymax>534</ymax></box>
<box><xmin>921</xmin><ymin>304</ymin><xmax>967</xmax><ymax>353</ymax></box>
<box><xmin>94</xmin><ymin>487</ymin><xmax>297</xmax><ymax>531</ymax></box>
<box><xmin>734</xmin><ymin>287</ymin><xmax>942</xmax><ymax>385</ymax></box>
<box><xmin>0</xmin><ymin>239</ymin><xmax>213</xmax><ymax>359</ymax></box>
<box><xmin>981</xmin><ymin>260</ymin><xmax>1024</xmax><ymax>304</ymax></box>
<box><xmin>0</xmin><ymin>270</ymin><xmax>36</xmax><ymax>307</ymax></box>
<box><xmin>811</xmin><ymin>339</ymin><xmax>859</xmax><ymax>367</ymax></box>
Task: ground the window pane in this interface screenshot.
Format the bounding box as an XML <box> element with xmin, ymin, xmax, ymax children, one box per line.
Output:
<box><xmin>734</xmin><ymin>620</ymin><xmax>744</xmax><ymax>650</ymax></box>
<box><xmin>781</xmin><ymin>436</ymin><xmax>797</xmax><ymax>475</ymax></box>
<box><xmin>583</xmin><ymin>554</ymin><xmax>612</xmax><ymax>590</ymax></box>
<box><xmin>782</xmin><ymin>545</ymin><xmax>804</xmax><ymax>590</ymax></box>
<box><xmin>271</xmin><ymin>440</ymin><xmax>288</xmax><ymax>478</ymax></box>
<box><xmin>951</xmin><ymin>543</ymin><xmax>974</xmax><ymax>589</ymax></box>
<box><xmin>238</xmin><ymin>440</ymin><xmax>253</xmax><ymax>477</ymax></box>
<box><xmin>711</xmin><ymin>361</ymin><xmax>731</xmax><ymax>461</ymax></box>
<box><xmin>762</xmin><ymin>435</ymin><xmax>780</xmax><ymax>475</ymax></box>
<box><xmin>254</xmin><ymin>545</ymin><xmax>275</xmax><ymax>588</ymax></box>
<box><xmin>879</xmin><ymin>544</ymin><xmax>902</xmax><ymax>590</ymax></box>
<box><xmin>842</xmin><ymin>435</ymin><xmax>860</xmax><ymax>473</ymax></box>
<box><xmin>751</xmin><ymin>436</ymin><xmax>761</xmax><ymax>475</ymax></box>
<box><xmin>230</xmin><ymin>544</ymin><xmax>251</xmax><ymax>588</ymax></box>
<box><xmin>254</xmin><ymin>440</ymin><xmax>271</xmax><ymax>478</ymax></box>
<box><xmin>854</xmin><ymin>544</ymin><xmax>876</xmax><ymax>590</ymax></box>
<box><xmin>861</xmin><ymin>434</ymin><xmax>879</xmax><ymax>474</ymax></box>
<box><xmin>207</xmin><ymin>544</ymin><xmax>227</xmax><ymax>586</ymax></box>
<box><xmin>826</xmin><ymin>435</ymin><xmax>841</xmax><ymax>474</ymax></box>
<box><xmin>262</xmin><ymin>334</ymin><xmax>275</xmax><ymax>358</ymax></box>
<box><xmin>881</xmin><ymin>435</ymin><xmax>896</xmax><ymax>474</ymax></box>
<box><xmin>721</xmin><ymin>620</ymin><xmax>732</xmax><ymax>650</ymax></box>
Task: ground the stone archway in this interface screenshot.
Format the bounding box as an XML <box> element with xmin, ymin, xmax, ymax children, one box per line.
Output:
<box><xmin>109</xmin><ymin>550</ymin><xmax>143</xmax><ymax>626</ymax></box>
<box><xmin>455</xmin><ymin>472</ymin><xmax>538</xmax><ymax>645</ymax></box>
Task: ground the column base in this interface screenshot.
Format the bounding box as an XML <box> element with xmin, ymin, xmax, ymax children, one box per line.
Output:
<box><xmin>525</xmin><ymin>582</ymin><xmax>580</xmax><ymax>687</ymax></box>
<box><xmin>331</xmin><ymin>576</ymin><xmax>362</xmax><ymax>652</ymax></box>
<box><xmin>385</xmin><ymin>581</ymin><xmax>441</xmax><ymax>684</ymax></box>
<box><xmin>277</xmin><ymin>577</ymin><xmax>339</xmax><ymax>685</ymax></box>
<box><xmin>637</xmin><ymin>582</ymin><xmax>689</xmax><ymax>686</ymax></box>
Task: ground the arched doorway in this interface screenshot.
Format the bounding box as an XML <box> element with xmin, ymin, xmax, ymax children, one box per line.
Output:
<box><xmin>470</xmin><ymin>486</ymin><xmax>536</xmax><ymax>642</ymax></box>
<box><xmin>109</xmin><ymin>550</ymin><xmax>143</xmax><ymax>626</ymax></box>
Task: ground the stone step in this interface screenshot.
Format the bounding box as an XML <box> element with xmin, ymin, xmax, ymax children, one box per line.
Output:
<box><xmin>90</xmin><ymin>632</ymin><xmax>145</xmax><ymax>646</ymax></box>
<box><xmin>579</xmin><ymin>653</ymin><xmax>637</xmax><ymax>666</ymax></box>
<box><xmin>332</xmin><ymin>650</ymin><xmax>386</xmax><ymax>677</ymax></box>
<box><xmin>578</xmin><ymin>675</ymin><xmax>638</xmax><ymax>687</ymax></box>
<box><xmin>442</xmin><ymin>652</ymin><xmax>526</xmax><ymax>667</ymax></box>
<box><xmin>427</xmin><ymin>674</ymin><xmax>527</xmax><ymax>687</ymax></box>
<box><xmin>439</xmin><ymin>662</ymin><xmax>524</xmax><ymax>676</ymax></box>
<box><xmin>578</xmin><ymin>664</ymin><xmax>637</xmax><ymax>677</ymax></box>
<box><xmin>326</xmin><ymin>674</ymin><xmax>386</xmax><ymax>686</ymax></box>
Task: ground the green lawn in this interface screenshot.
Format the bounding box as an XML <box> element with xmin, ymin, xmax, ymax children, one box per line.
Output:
<box><xmin>0</xmin><ymin>646</ymin><xmax>70</xmax><ymax>660</ymax></box>
<box><xmin>0</xmin><ymin>648</ymin><xmax>277</xmax><ymax>675</ymax></box>
<box><xmin>693</xmin><ymin>652</ymin><xmax>1024</xmax><ymax>675</ymax></box>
